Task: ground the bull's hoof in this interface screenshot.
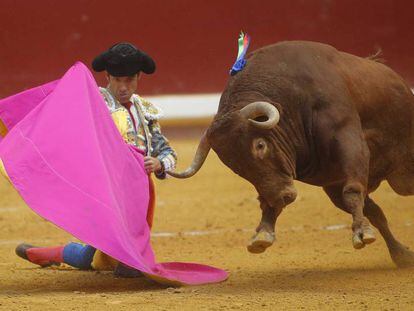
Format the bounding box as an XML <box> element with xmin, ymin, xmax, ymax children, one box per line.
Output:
<box><xmin>352</xmin><ymin>234</ymin><xmax>365</xmax><ymax>249</ymax></box>
<box><xmin>390</xmin><ymin>245</ymin><xmax>414</xmax><ymax>268</ymax></box>
<box><xmin>247</xmin><ymin>231</ymin><xmax>275</xmax><ymax>254</ymax></box>
<box><xmin>352</xmin><ymin>224</ymin><xmax>376</xmax><ymax>249</ymax></box>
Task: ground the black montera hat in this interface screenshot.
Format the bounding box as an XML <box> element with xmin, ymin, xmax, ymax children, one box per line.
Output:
<box><xmin>92</xmin><ymin>42</ymin><xmax>156</xmax><ymax>76</ymax></box>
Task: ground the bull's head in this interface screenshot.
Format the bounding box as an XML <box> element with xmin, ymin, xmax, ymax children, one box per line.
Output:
<box><xmin>168</xmin><ymin>101</ymin><xmax>297</xmax><ymax>253</ymax></box>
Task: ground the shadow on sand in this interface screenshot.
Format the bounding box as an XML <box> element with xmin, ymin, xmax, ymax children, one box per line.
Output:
<box><xmin>0</xmin><ymin>267</ymin><xmax>167</xmax><ymax>295</ymax></box>
<box><xmin>2</xmin><ymin>264</ymin><xmax>414</xmax><ymax>295</ymax></box>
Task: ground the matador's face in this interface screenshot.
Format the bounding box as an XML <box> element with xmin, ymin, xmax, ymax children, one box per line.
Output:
<box><xmin>107</xmin><ymin>73</ymin><xmax>140</xmax><ymax>104</ymax></box>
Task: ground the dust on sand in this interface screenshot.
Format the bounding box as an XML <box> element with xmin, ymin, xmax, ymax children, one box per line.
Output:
<box><xmin>1</xmin><ymin>139</ymin><xmax>414</xmax><ymax>310</ymax></box>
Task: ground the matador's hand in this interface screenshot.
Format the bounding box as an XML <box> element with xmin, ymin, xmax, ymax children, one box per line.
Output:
<box><xmin>144</xmin><ymin>156</ymin><xmax>162</xmax><ymax>174</ymax></box>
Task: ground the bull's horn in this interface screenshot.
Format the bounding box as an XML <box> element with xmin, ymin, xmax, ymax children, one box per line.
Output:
<box><xmin>240</xmin><ymin>101</ymin><xmax>280</xmax><ymax>129</ymax></box>
<box><xmin>167</xmin><ymin>133</ymin><xmax>211</xmax><ymax>178</ymax></box>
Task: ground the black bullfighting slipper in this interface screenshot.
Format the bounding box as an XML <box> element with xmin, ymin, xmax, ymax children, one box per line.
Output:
<box><xmin>114</xmin><ymin>263</ymin><xmax>144</xmax><ymax>278</ymax></box>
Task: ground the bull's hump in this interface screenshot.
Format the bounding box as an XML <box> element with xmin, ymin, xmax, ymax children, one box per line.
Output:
<box><xmin>240</xmin><ymin>41</ymin><xmax>341</xmax><ymax>94</ymax></box>
<box><xmin>246</xmin><ymin>41</ymin><xmax>341</xmax><ymax>78</ymax></box>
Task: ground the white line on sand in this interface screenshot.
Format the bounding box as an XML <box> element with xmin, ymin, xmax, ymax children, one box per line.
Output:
<box><xmin>151</xmin><ymin>228</ymin><xmax>253</xmax><ymax>238</ymax></box>
<box><xmin>150</xmin><ymin>224</ymin><xmax>350</xmax><ymax>238</ymax></box>
<box><xmin>1</xmin><ymin>222</ymin><xmax>412</xmax><ymax>245</ymax></box>
<box><xmin>323</xmin><ymin>224</ymin><xmax>349</xmax><ymax>231</ymax></box>
<box><xmin>0</xmin><ymin>207</ymin><xmax>19</xmax><ymax>212</ymax></box>
<box><xmin>0</xmin><ymin>225</ymin><xmax>343</xmax><ymax>245</ymax></box>
<box><xmin>0</xmin><ymin>239</ymin><xmax>56</xmax><ymax>246</ymax></box>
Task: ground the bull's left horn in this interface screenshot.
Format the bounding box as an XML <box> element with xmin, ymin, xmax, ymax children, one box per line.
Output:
<box><xmin>240</xmin><ymin>101</ymin><xmax>280</xmax><ymax>129</ymax></box>
<box><xmin>167</xmin><ymin>133</ymin><xmax>211</xmax><ymax>178</ymax></box>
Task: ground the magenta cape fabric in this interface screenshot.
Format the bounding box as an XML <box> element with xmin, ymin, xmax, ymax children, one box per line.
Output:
<box><xmin>0</xmin><ymin>62</ymin><xmax>228</xmax><ymax>286</ymax></box>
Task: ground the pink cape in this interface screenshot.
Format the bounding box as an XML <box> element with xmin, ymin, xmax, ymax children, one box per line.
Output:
<box><xmin>0</xmin><ymin>62</ymin><xmax>228</xmax><ymax>286</ymax></box>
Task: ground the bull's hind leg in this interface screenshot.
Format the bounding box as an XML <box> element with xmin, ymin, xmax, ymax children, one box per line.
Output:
<box><xmin>364</xmin><ymin>197</ymin><xmax>414</xmax><ymax>267</ymax></box>
<box><xmin>382</xmin><ymin>159</ymin><xmax>414</xmax><ymax>266</ymax></box>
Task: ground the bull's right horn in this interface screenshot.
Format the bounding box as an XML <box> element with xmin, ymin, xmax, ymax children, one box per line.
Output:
<box><xmin>167</xmin><ymin>133</ymin><xmax>211</xmax><ymax>178</ymax></box>
<box><xmin>240</xmin><ymin>101</ymin><xmax>280</xmax><ymax>130</ymax></box>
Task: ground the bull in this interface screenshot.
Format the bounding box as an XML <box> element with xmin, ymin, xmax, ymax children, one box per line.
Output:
<box><xmin>169</xmin><ymin>41</ymin><xmax>414</xmax><ymax>267</ymax></box>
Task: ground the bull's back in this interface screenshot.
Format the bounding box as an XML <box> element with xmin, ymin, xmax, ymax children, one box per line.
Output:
<box><xmin>247</xmin><ymin>41</ymin><xmax>414</xmax><ymax>146</ymax></box>
<box><xmin>337</xmin><ymin>50</ymin><xmax>414</xmax><ymax>160</ymax></box>
<box><xmin>335</xmin><ymin>50</ymin><xmax>414</xmax><ymax>125</ymax></box>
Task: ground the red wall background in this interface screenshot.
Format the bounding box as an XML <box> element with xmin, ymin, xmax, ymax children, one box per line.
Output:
<box><xmin>0</xmin><ymin>0</ymin><xmax>413</xmax><ymax>97</ymax></box>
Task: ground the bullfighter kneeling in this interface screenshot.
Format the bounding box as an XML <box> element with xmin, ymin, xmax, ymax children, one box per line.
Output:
<box><xmin>11</xmin><ymin>43</ymin><xmax>177</xmax><ymax>277</ymax></box>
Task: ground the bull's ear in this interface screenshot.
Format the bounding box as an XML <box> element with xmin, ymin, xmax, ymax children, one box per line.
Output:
<box><xmin>239</xmin><ymin>102</ymin><xmax>280</xmax><ymax>129</ymax></box>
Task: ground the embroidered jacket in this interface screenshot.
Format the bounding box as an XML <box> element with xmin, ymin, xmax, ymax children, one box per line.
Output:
<box><xmin>99</xmin><ymin>87</ymin><xmax>177</xmax><ymax>179</ymax></box>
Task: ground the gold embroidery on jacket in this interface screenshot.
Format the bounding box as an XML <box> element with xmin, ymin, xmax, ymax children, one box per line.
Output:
<box><xmin>98</xmin><ymin>87</ymin><xmax>163</xmax><ymax>154</ymax></box>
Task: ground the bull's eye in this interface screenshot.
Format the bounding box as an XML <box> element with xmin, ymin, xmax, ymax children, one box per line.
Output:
<box><xmin>252</xmin><ymin>138</ymin><xmax>268</xmax><ymax>159</ymax></box>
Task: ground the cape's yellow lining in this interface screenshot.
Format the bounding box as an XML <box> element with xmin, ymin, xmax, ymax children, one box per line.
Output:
<box><xmin>0</xmin><ymin>119</ymin><xmax>7</xmax><ymax>137</ymax></box>
<box><xmin>0</xmin><ymin>159</ymin><xmax>11</xmax><ymax>183</ymax></box>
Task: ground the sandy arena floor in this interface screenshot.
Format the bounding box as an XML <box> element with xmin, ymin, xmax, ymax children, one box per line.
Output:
<box><xmin>1</xmin><ymin>138</ymin><xmax>414</xmax><ymax>310</ymax></box>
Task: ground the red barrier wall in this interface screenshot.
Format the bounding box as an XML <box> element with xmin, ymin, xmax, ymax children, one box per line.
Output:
<box><xmin>0</xmin><ymin>0</ymin><xmax>413</xmax><ymax>97</ymax></box>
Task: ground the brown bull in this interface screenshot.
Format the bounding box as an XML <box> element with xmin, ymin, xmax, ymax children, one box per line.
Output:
<box><xmin>169</xmin><ymin>41</ymin><xmax>414</xmax><ymax>267</ymax></box>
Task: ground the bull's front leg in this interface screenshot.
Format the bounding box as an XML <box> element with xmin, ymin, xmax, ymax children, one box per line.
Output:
<box><xmin>247</xmin><ymin>196</ymin><xmax>282</xmax><ymax>253</ymax></box>
<box><xmin>319</xmin><ymin>115</ymin><xmax>376</xmax><ymax>249</ymax></box>
<box><xmin>343</xmin><ymin>183</ymin><xmax>376</xmax><ymax>249</ymax></box>
<box><xmin>324</xmin><ymin>183</ymin><xmax>376</xmax><ymax>249</ymax></box>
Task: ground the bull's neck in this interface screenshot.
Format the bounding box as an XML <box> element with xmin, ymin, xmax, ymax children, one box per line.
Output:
<box><xmin>272</xmin><ymin>103</ymin><xmax>314</xmax><ymax>181</ymax></box>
